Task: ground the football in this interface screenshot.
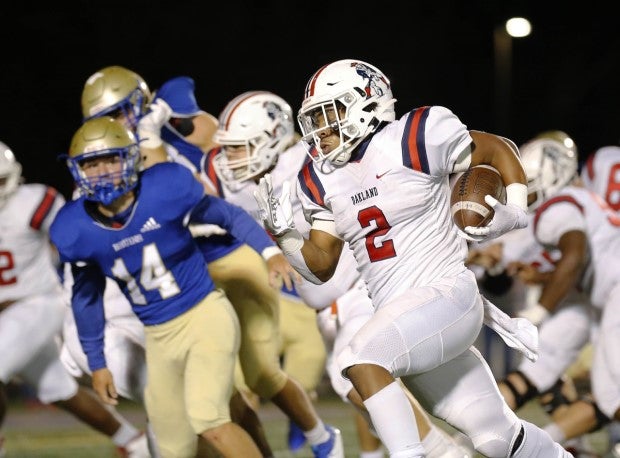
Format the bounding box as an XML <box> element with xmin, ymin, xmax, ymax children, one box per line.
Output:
<box><xmin>450</xmin><ymin>165</ymin><xmax>506</xmax><ymax>231</ymax></box>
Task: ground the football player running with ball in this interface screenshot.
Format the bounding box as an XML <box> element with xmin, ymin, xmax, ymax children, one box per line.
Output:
<box><xmin>255</xmin><ymin>58</ymin><xmax>572</xmax><ymax>457</ymax></box>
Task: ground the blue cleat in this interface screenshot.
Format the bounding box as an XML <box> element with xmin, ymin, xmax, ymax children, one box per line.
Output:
<box><xmin>311</xmin><ymin>425</ymin><xmax>344</xmax><ymax>458</ymax></box>
<box><xmin>287</xmin><ymin>420</ymin><xmax>307</xmax><ymax>451</ymax></box>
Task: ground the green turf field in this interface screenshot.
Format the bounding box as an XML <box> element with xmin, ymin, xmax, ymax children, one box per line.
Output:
<box><xmin>3</xmin><ymin>393</ymin><xmax>612</xmax><ymax>457</ymax></box>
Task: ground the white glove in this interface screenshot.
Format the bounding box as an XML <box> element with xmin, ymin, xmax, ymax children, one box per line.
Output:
<box><xmin>482</xmin><ymin>296</ymin><xmax>539</xmax><ymax>362</ymax></box>
<box><xmin>517</xmin><ymin>302</ymin><xmax>549</xmax><ymax>327</ymax></box>
<box><xmin>254</xmin><ymin>175</ymin><xmax>295</xmax><ymax>236</ymax></box>
<box><xmin>465</xmin><ymin>195</ymin><xmax>528</xmax><ymax>240</ymax></box>
<box><xmin>137</xmin><ymin>98</ymin><xmax>172</xmax><ymax>148</ymax></box>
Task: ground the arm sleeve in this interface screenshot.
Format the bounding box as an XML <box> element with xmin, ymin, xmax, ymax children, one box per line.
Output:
<box><xmin>189</xmin><ymin>195</ymin><xmax>276</xmax><ymax>254</ymax></box>
<box><xmin>71</xmin><ymin>263</ymin><xmax>107</xmax><ymax>371</ymax></box>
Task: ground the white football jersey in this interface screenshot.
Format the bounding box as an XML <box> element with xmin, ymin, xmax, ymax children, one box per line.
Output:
<box><xmin>297</xmin><ymin>106</ymin><xmax>472</xmax><ymax>308</ymax></box>
<box><xmin>580</xmin><ymin>145</ymin><xmax>620</xmax><ymax>211</ymax></box>
<box><xmin>534</xmin><ymin>185</ymin><xmax>620</xmax><ymax>308</ymax></box>
<box><xmin>0</xmin><ymin>184</ymin><xmax>65</xmax><ymax>301</ymax></box>
<box><xmin>200</xmin><ymin>142</ymin><xmax>362</xmax><ymax>309</ymax></box>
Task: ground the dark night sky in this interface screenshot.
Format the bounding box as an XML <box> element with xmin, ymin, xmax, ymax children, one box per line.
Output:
<box><xmin>2</xmin><ymin>1</ymin><xmax>619</xmax><ymax>199</ymax></box>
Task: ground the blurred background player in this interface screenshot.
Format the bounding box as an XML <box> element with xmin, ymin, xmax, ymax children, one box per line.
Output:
<box><xmin>79</xmin><ymin>67</ymin><xmax>341</xmax><ymax>457</ymax></box>
<box><xmin>487</xmin><ymin>130</ymin><xmax>620</xmax><ymax>456</ymax></box>
<box><xmin>579</xmin><ymin>143</ymin><xmax>620</xmax><ymax>455</ymax></box>
<box><xmin>0</xmin><ymin>140</ymin><xmax>149</xmax><ymax>457</ymax></box>
<box><xmin>79</xmin><ymin>65</ymin><xmax>278</xmax><ymax>457</ymax></box>
<box><xmin>153</xmin><ymin>77</ymin><xmax>338</xmax><ymax>456</ymax></box>
<box><xmin>51</xmin><ymin>116</ymin><xmax>287</xmax><ymax>457</ymax></box>
<box><xmin>465</xmin><ymin>131</ymin><xmax>600</xmax><ymax>455</ymax></box>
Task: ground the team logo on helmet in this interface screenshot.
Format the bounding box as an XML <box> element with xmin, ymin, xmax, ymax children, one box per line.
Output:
<box><xmin>264</xmin><ymin>100</ymin><xmax>283</xmax><ymax>122</ymax></box>
<box><xmin>351</xmin><ymin>62</ymin><xmax>389</xmax><ymax>98</ymax></box>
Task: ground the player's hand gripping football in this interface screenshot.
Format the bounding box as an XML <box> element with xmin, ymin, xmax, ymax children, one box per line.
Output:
<box><xmin>465</xmin><ymin>195</ymin><xmax>528</xmax><ymax>240</ymax></box>
<box><xmin>254</xmin><ymin>174</ymin><xmax>295</xmax><ymax>237</ymax></box>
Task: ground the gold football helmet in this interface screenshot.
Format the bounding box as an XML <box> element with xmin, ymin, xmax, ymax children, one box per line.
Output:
<box><xmin>81</xmin><ymin>65</ymin><xmax>151</xmax><ymax>128</ymax></box>
<box><xmin>66</xmin><ymin>117</ymin><xmax>141</xmax><ymax>205</ymax></box>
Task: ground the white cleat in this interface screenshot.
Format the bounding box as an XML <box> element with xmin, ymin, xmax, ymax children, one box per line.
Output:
<box><xmin>311</xmin><ymin>425</ymin><xmax>344</xmax><ymax>458</ymax></box>
<box><xmin>117</xmin><ymin>431</ymin><xmax>151</xmax><ymax>458</ymax></box>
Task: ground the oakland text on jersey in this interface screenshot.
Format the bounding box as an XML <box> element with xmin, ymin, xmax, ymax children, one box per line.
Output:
<box><xmin>351</xmin><ymin>186</ymin><xmax>378</xmax><ymax>205</ymax></box>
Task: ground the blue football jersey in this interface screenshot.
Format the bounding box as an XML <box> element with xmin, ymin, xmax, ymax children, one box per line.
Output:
<box><xmin>51</xmin><ymin>162</ymin><xmax>215</xmax><ymax>326</ymax></box>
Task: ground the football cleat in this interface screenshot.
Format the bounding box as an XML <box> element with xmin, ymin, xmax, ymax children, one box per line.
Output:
<box><xmin>311</xmin><ymin>425</ymin><xmax>344</xmax><ymax>458</ymax></box>
<box><xmin>116</xmin><ymin>431</ymin><xmax>150</xmax><ymax>458</ymax></box>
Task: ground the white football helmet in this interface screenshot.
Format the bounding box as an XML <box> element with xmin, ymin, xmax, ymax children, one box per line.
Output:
<box><xmin>65</xmin><ymin>117</ymin><xmax>141</xmax><ymax>205</ymax></box>
<box><xmin>213</xmin><ymin>91</ymin><xmax>295</xmax><ymax>185</ymax></box>
<box><xmin>520</xmin><ymin>130</ymin><xmax>578</xmax><ymax>211</ymax></box>
<box><xmin>297</xmin><ymin>59</ymin><xmax>396</xmax><ymax>167</ymax></box>
<box><xmin>0</xmin><ymin>141</ymin><xmax>22</xmax><ymax>207</ymax></box>
<box><xmin>81</xmin><ymin>66</ymin><xmax>151</xmax><ymax>128</ymax></box>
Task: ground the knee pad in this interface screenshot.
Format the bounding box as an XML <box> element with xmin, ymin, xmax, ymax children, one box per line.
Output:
<box><xmin>579</xmin><ymin>395</ymin><xmax>611</xmax><ymax>433</ymax></box>
<box><xmin>501</xmin><ymin>371</ymin><xmax>539</xmax><ymax>409</ymax></box>
<box><xmin>471</xmin><ymin>422</ymin><xmax>519</xmax><ymax>457</ymax></box>
<box><xmin>442</xmin><ymin>391</ymin><xmax>520</xmax><ymax>457</ymax></box>
<box><xmin>538</xmin><ymin>375</ymin><xmax>576</xmax><ymax>416</ymax></box>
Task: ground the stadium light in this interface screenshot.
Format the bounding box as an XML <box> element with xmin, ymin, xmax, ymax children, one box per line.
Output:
<box><xmin>494</xmin><ymin>17</ymin><xmax>532</xmax><ymax>135</ymax></box>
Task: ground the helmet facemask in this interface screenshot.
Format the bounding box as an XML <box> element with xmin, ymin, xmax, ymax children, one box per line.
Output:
<box><xmin>85</xmin><ymin>87</ymin><xmax>150</xmax><ymax>130</ymax></box>
<box><xmin>66</xmin><ymin>117</ymin><xmax>142</xmax><ymax>206</ymax></box>
<box><xmin>68</xmin><ymin>147</ymin><xmax>140</xmax><ymax>206</ymax></box>
<box><xmin>214</xmin><ymin>132</ymin><xmax>281</xmax><ymax>186</ymax></box>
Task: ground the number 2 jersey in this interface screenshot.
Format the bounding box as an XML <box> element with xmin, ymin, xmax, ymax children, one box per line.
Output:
<box><xmin>0</xmin><ymin>183</ymin><xmax>65</xmax><ymax>302</ymax></box>
<box><xmin>296</xmin><ymin>106</ymin><xmax>472</xmax><ymax>309</ymax></box>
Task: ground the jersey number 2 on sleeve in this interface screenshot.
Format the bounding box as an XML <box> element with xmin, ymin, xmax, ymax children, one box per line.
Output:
<box><xmin>111</xmin><ymin>243</ymin><xmax>180</xmax><ymax>305</ymax></box>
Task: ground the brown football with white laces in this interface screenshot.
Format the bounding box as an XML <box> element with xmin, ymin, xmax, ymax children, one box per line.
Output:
<box><xmin>450</xmin><ymin>165</ymin><xmax>506</xmax><ymax>231</ymax></box>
